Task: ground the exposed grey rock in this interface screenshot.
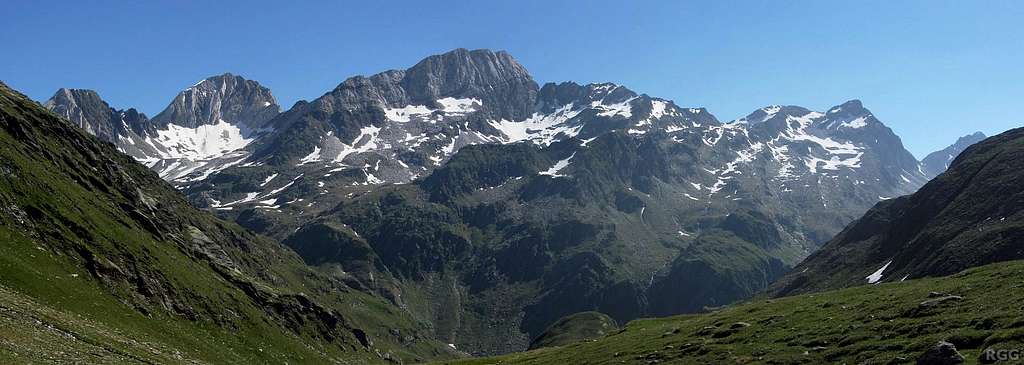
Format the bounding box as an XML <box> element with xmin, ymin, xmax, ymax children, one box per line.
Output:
<box><xmin>44</xmin><ymin>88</ymin><xmax>151</xmax><ymax>142</ymax></box>
<box><xmin>730</xmin><ymin>322</ymin><xmax>751</xmax><ymax>329</ymax></box>
<box><xmin>917</xmin><ymin>341</ymin><xmax>964</xmax><ymax>365</ymax></box>
<box><xmin>920</xmin><ymin>295</ymin><xmax>963</xmax><ymax>307</ymax></box>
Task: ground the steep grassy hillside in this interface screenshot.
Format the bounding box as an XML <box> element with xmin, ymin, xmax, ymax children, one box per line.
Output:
<box><xmin>436</xmin><ymin>260</ymin><xmax>1024</xmax><ymax>364</ymax></box>
<box><xmin>0</xmin><ymin>82</ymin><xmax>452</xmax><ymax>364</ymax></box>
<box><xmin>527</xmin><ymin>312</ymin><xmax>618</xmax><ymax>350</ymax></box>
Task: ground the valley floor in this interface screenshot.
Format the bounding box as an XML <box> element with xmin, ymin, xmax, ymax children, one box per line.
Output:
<box><xmin>433</xmin><ymin>260</ymin><xmax>1024</xmax><ymax>364</ymax></box>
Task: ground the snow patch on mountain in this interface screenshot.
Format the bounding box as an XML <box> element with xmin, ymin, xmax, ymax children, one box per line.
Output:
<box><xmin>540</xmin><ymin>152</ymin><xmax>576</xmax><ymax>178</ymax></box>
<box><xmin>866</xmin><ymin>260</ymin><xmax>893</xmax><ymax>284</ymax></box>
<box><xmin>593</xmin><ymin>96</ymin><xmax>638</xmax><ymax>118</ymax></box>
<box><xmin>299</xmin><ymin>146</ymin><xmax>323</xmax><ymax>165</ymax></box>
<box><xmin>148</xmin><ymin>119</ymin><xmax>260</xmax><ymax>160</ymax></box>
<box><xmin>840</xmin><ymin>116</ymin><xmax>868</xmax><ymax>129</ymax></box>
<box><xmin>384</xmin><ymin>104</ymin><xmax>432</xmax><ymax>123</ymax></box>
<box><xmin>436</xmin><ymin>97</ymin><xmax>481</xmax><ymax>113</ymax></box>
<box><xmin>489</xmin><ymin>103</ymin><xmax>583</xmax><ymax>145</ymax></box>
<box><xmin>383</xmin><ymin>97</ymin><xmax>481</xmax><ymax>123</ymax></box>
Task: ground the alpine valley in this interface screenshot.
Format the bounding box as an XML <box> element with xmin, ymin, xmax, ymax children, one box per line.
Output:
<box><xmin>18</xmin><ymin>48</ymin><xmax>1003</xmax><ymax>363</ymax></box>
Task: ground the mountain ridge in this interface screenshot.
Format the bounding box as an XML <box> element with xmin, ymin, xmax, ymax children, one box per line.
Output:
<box><xmin>921</xmin><ymin>131</ymin><xmax>986</xmax><ymax>178</ymax></box>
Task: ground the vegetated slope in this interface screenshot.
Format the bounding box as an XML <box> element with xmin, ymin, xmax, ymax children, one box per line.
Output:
<box><xmin>0</xmin><ymin>82</ymin><xmax>451</xmax><ymax>364</ymax></box>
<box><xmin>527</xmin><ymin>311</ymin><xmax>618</xmax><ymax>350</ymax></box>
<box><xmin>769</xmin><ymin>127</ymin><xmax>1024</xmax><ymax>297</ymax></box>
<box><xmin>436</xmin><ymin>260</ymin><xmax>1024</xmax><ymax>365</ymax></box>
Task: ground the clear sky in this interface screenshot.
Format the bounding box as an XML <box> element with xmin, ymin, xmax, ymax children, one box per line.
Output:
<box><xmin>3</xmin><ymin>0</ymin><xmax>1021</xmax><ymax>157</ymax></box>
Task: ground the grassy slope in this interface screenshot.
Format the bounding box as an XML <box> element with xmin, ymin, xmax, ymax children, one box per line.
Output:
<box><xmin>435</xmin><ymin>260</ymin><xmax>1024</xmax><ymax>364</ymax></box>
<box><xmin>0</xmin><ymin>83</ymin><xmax>452</xmax><ymax>363</ymax></box>
<box><xmin>528</xmin><ymin>311</ymin><xmax>618</xmax><ymax>350</ymax></box>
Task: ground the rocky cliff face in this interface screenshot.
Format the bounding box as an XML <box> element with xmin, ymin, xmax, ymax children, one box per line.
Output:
<box><xmin>921</xmin><ymin>131</ymin><xmax>986</xmax><ymax>178</ymax></box>
<box><xmin>768</xmin><ymin>128</ymin><xmax>1024</xmax><ymax>297</ymax></box>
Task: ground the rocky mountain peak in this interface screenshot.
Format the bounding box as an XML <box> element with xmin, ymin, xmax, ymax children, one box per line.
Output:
<box><xmin>317</xmin><ymin>48</ymin><xmax>539</xmax><ymax>123</ymax></box>
<box><xmin>822</xmin><ymin>99</ymin><xmax>873</xmax><ymax>124</ymax></box>
<box><xmin>44</xmin><ymin>88</ymin><xmax>150</xmax><ymax>140</ymax></box>
<box><xmin>403</xmin><ymin>48</ymin><xmax>534</xmax><ymax>101</ymax></box>
<box><xmin>837</xmin><ymin>98</ymin><xmax>863</xmax><ymax>110</ymax></box>
<box><xmin>151</xmin><ymin>73</ymin><xmax>280</xmax><ymax>130</ymax></box>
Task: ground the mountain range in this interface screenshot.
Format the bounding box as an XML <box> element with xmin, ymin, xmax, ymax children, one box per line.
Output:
<box><xmin>40</xmin><ymin>48</ymin><xmax>992</xmax><ymax>356</ymax></box>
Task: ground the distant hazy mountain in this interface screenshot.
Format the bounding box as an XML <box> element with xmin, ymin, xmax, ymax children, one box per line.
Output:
<box><xmin>920</xmin><ymin>131</ymin><xmax>986</xmax><ymax>178</ymax></box>
<box><xmin>769</xmin><ymin>128</ymin><xmax>1024</xmax><ymax>297</ymax></box>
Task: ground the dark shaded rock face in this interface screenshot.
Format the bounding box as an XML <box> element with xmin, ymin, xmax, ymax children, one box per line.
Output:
<box><xmin>770</xmin><ymin>127</ymin><xmax>1024</xmax><ymax>297</ymax></box>
<box><xmin>921</xmin><ymin>131</ymin><xmax>986</xmax><ymax>178</ymax></box>
<box><xmin>151</xmin><ymin>72</ymin><xmax>280</xmax><ymax>130</ymax></box>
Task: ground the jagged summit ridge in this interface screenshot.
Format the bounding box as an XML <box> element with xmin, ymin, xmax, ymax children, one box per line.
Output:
<box><xmin>44</xmin><ymin>73</ymin><xmax>282</xmax><ymax>181</ymax></box>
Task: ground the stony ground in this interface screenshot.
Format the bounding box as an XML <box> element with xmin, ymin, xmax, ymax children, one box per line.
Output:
<box><xmin>0</xmin><ymin>284</ymin><xmax>205</xmax><ymax>364</ymax></box>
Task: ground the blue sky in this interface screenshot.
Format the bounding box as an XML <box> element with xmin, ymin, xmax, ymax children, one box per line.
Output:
<box><xmin>3</xmin><ymin>0</ymin><xmax>1021</xmax><ymax>157</ymax></box>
